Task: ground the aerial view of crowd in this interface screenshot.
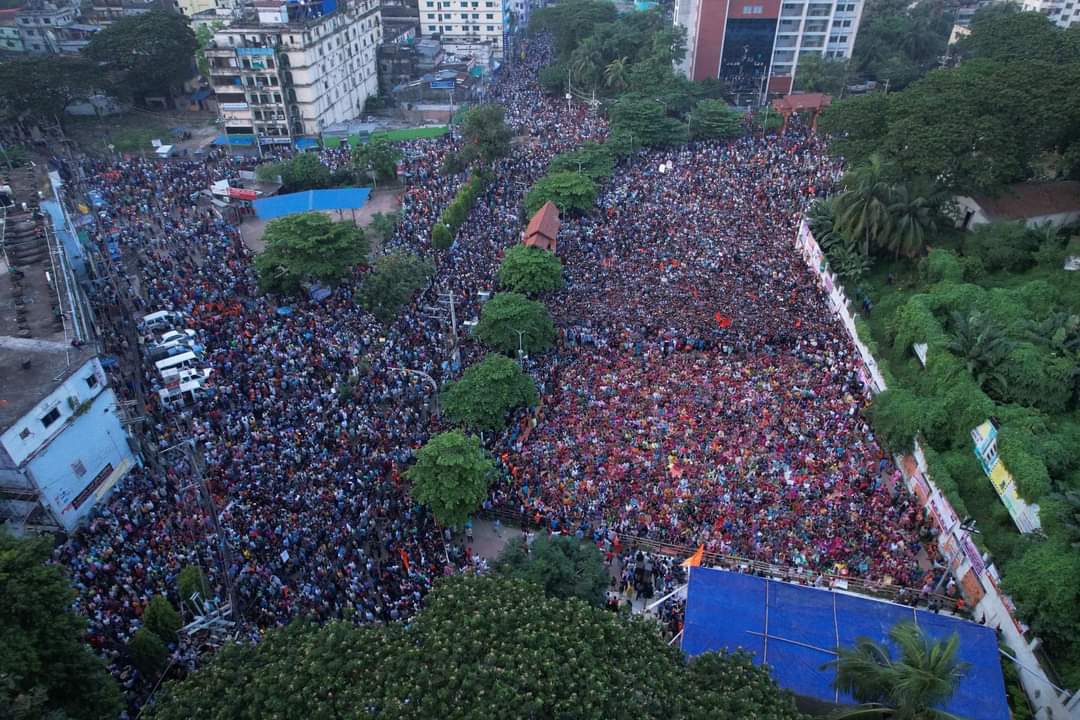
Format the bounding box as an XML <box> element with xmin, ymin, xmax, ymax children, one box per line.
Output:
<box><xmin>49</xmin><ymin>35</ymin><xmax>927</xmax><ymax>704</ymax></box>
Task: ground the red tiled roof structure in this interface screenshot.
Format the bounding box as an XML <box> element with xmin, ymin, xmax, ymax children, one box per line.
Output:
<box><xmin>971</xmin><ymin>181</ymin><xmax>1080</xmax><ymax>221</ymax></box>
<box><xmin>770</xmin><ymin>93</ymin><xmax>832</xmax><ymax>132</ymax></box>
<box><xmin>524</xmin><ymin>201</ymin><xmax>560</xmax><ymax>253</ymax></box>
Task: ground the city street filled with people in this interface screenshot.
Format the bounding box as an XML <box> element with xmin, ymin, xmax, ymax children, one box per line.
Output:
<box><xmin>51</xmin><ymin>36</ymin><xmax>929</xmax><ymax>706</ymax></box>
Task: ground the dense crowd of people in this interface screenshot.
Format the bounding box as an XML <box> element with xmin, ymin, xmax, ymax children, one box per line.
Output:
<box><xmin>47</xmin><ymin>35</ymin><xmax>931</xmax><ymax>710</ymax></box>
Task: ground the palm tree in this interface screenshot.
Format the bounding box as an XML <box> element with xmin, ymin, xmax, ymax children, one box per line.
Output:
<box><xmin>570</xmin><ymin>38</ymin><xmax>604</xmax><ymax>90</ymax></box>
<box><xmin>946</xmin><ymin>311</ymin><xmax>1013</xmax><ymax>398</ymax></box>
<box><xmin>807</xmin><ymin>197</ymin><xmax>840</xmax><ymax>245</ymax></box>
<box><xmin>827</xmin><ymin>238</ymin><xmax>872</xmax><ymax>282</ymax></box>
<box><xmin>835</xmin><ymin>154</ymin><xmax>895</xmax><ymax>257</ymax></box>
<box><xmin>603</xmin><ymin>56</ymin><xmax>629</xmax><ymax>92</ymax></box>
<box><xmin>828</xmin><ymin>622</ymin><xmax>969</xmax><ymax>719</ymax></box>
<box><xmin>884</xmin><ymin>182</ymin><xmax>939</xmax><ymax>259</ymax></box>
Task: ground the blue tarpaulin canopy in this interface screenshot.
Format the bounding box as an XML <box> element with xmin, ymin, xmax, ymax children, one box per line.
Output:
<box><xmin>212</xmin><ymin>134</ymin><xmax>256</xmax><ymax>146</ymax></box>
<box><xmin>294</xmin><ymin>138</ymin><xmax>319</xmax><ymax>150</ymax></box>
<box><xmin>252</xmin><ymin>187</ymin><xmax>371</xmax><ymax>220</ymax></box>
<box><xmin>682</xmin><ymin>567</ymin><xmax>1009</xmax><ymax>720</ymax></box>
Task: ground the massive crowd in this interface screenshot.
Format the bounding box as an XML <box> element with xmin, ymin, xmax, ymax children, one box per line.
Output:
<box><xmin>49</xmin><ymin>35</ymin><xmax>927</xmax><ymax>708</ymax></box>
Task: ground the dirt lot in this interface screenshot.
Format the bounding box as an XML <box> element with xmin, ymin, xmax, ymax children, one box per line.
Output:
<box><xmin>240</xmin><ymin>188</ymin><xmax>404</xmax><ymax>254</ymax></box>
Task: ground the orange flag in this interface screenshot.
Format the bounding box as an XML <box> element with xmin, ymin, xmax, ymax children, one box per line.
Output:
<box><xmin>681</xmin><ymin>545</ymin><xmax>705</xmax><ymax>568</ymax></box>
<box><xmin>399</xmin><ymin>548</ymin><xmax>410</xmax><ymax>573</ymax></box>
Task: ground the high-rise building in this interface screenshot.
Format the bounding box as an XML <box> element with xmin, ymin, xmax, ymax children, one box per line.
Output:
<box><xmin>417</xmin><ymin>0</ymin><xmax>511</xmax><ymax>59</ymax></box>
<box><xmin>674</xmin><ymin>0</ymin><xmax>865</xmax><ymax>99</ymax></box>
<box><xmin>206</xmin><ymin>0</ymin><xmax>381</xmax><ymax>143</ymax></box>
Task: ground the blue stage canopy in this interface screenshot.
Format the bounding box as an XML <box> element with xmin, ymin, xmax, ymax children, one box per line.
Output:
<box><xmin>252</xmin><ymin>187</ymin><xmax>371</xmax><ymax>221</ymax></box>
<box><xmin>682</xmin><ymin>567</ymin><xmax>1008</xmax><ymax>720</ymax></box>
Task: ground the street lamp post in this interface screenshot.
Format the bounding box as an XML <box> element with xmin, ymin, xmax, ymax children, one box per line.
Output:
<box><xmin>389</xmin><ymin>366</ymin><xmax>440</xmax><ymax>418</ymax></box>
<box><xmin>511</xmin><ymin>328</ymin><xmax>526</xmax><ymax>363</ymax></box>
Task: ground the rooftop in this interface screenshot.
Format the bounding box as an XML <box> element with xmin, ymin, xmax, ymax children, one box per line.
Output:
<box><xmin>0</xmin><ymin>164</ymin><xmax>93</xmax><ymax>431</ymax></box>
<box><xmin>971</xmin><ymin>180</ymin><xmax>1080</xmax><ymax>220</ymax></box>
<box><xmin>525</xmin><ymin>201</ymin><xmax>559</xmax><ymax>241</ymax></box>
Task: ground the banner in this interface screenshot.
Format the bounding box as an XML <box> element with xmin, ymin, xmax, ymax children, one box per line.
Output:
<box><xmin>970</xmin><ymin>421</ymin><xmax>1041</xmax><ymax>534</ymax></box>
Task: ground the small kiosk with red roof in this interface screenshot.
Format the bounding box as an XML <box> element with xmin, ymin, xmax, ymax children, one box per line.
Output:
<box><xmin>523</xmin><ymin>201</ymin><xmax>560</xmax><ymax>253</ymax></box>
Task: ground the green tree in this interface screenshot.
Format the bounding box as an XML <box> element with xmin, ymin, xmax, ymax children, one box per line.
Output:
<box><xmin>529</xmin><ymin>0</ymin><xmax>618</xmax><ymax>59</ymax></box>
<box><xmin>549</xmin><ymin>142</ymin><xmax>616</xmax><ymax>180</ymax></box>
<box><xmin>369</xmin><ymin>210</ymin><xmax>401</xmax><ymax>244</ymax></box>
<box><xmin>570</xmin><ymin>36</ymin><xmax>605</xmax><ymax>89</ymax></box>
<box><xmin>828</xmin><ymin>621</ymin><xmax>969</xmax><ymax>719</ymax></box>
<box><xmin>851</xmin><ymin>0</ymin><xmax>951</xmax><ymax>89</ymax></box>
<box><xmin>868</xmin><ymin>388</ymin><xmax>925</xmax><ymax>451</ymax></box>
<box><xmin>143</xmin><ymin>596</ymin><xmax>183</xmax><ymax>645</ymax></box>
<box><xmin>460</xmin><ymin>103</ymin><xmax>513</xmax><ymax>164</ymax></box>
<box><xmin>352</xmin><ymin>137</ymin><xmax>401</xmax><ymax>185</ymax></box>
<box><xmin>441</xmin><ymin>353</ymin><xmax>538</xmax><ymax>432</ymax></box>
<box><xmin>255</xmin><ymin>153</ymin><xmax>332</xmax><ymax>192</ymax></box>
<box><xmin>359</xmin><ymin>251</ymin><xmax>434</xmax><ymax>323</ymax></box>
<box><xmin>128</xmin><ymin>628</ymin><xmax>169</xmax><ymax>677</ymax></box>
<box><xmin>83</xmin><ymin>9</ymin><xmax>198</xmax><ymax>102</ymax></box>
<box><xmin>150</xmin><ymin>575</ymin><xmax>805</xmax><ymax>719</ymax></box>
<box><xmin>176</xmin><ymin>564</ymin><xmax>208</xmax><ymax>611</ymax></box>
<box><xmin>254</xmin><ymin>213</ymin><xmax>369</xmax><ymax>294</ymax></box>
<box><xmin>818</xmin><ymin>92</ymin><xmax>891</xmax><ymax>164</ymax></box>
<box><xmin>604</xmin><ymin>56</ymin><xmax>630</xmax><ymax>91</ymax></box>
<box><xmin>0</xmin><ymin>533</ymin><xmax>122</xmax><ymax>720</ymax></box>
<box><xmin>690</xmin><ymin>99</ymin><xmax>743</xmax><ymax>141</ymax></box>
<box><xmin>525</xmin><ymin>171</ymin><xmax>598</xmax><ymax>215</ymax></box>
<box><xmin>609</xmin><ymin>92</ymin><xmax>686</xmax><ymax>147</ymax></box>
<box><xmin>476</xmin><ymin>292</ymin><xmax>556</xmax><ymax>356</ymax></box>
<box><xmin>0</xmin><ymin>56</ymin><xmax>105</xmax><ymax>121</ymax></box>
<box><xmin>883</xmin><ymin>181</ymin><xmax>941</xmax><ymax>258</ymax></box>
<box><xmin>946</xmin><ymin>311</ymin><xmax>1013</xmax><ymax>398</ymax></box>
<box><xmin>497</xmin><ymin>244</ymin><xmax>564</xmax><ymax>295</ymax></box>
<box><xmin>835</xmin><ymin>154</ymin><xmax>896</xmax><ymax>256</ymax></box>
<box><xmin>961</xmin><ymin>7</ymin><xmax>1079</xmax><ymax>64</ymax></box>
<box><xmin>495</xmin><ymin>534</ymin><xmax>609</xmax><ymax>606</ymax></box>
<box><xmin>405</xmin><ymin>430</ymin><xmax>495</xmax><ymax>527</ymax></box>
<box><xmin>432</xmin><ymin>222</ymin><xmax>453</xmax><ymax>250</ymax></box>
<box><xmin>793</xmin><ymin>53</ymin><xmax>850</xmax><ymax>95</ymax></box>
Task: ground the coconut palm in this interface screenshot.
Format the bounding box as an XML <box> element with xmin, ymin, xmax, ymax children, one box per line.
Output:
<box><xmin>883</xmin><ymin>182</ymin><xmax>939</xmax><ymax>258</ymax></box>
<box><xmin>828</xmin><ymin>621</ymin><xmax>969</xmax><ymax>719</ymax></box>
<box><xmin>946</xmin><ymin>311</ymin><xmax>1013</xmax><ymax>398</ymax></box>
<box><xmin>827</xmin><ymin>238</ymin><xmax>872</xmax><ymax>282</ymax></box>
<box><xmin>604</xmin><ymin>56</ymin><xmax>629</xmax><ymax>92</ymax></box>
<box><xmin>835</xmin><ymin>154</ymin><xmax>895</xmax><ymax>257</ymax></box>
<box><xmin>570</xmin><ymin>38</ymin><xmax>604</xmax><ymax>90</ymax></box>
<box><xmin>807</xmin><ymin>196</ymin><xmax>841</xmax><ymax>246</ymax></box>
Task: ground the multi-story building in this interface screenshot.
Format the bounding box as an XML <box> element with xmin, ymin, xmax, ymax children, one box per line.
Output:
<box><xmin>206</xmin><ymin>0</ymin><xmax>381</xmax><ymax>143</ymax></box>
<box><xmin>418</xmin><ymin>0</ymin><xmax>511</xmax><ymax>59</ymax></box>
<box><xmin>674</xmin><ymin>0</ymin><xmax>865</xmax><ymax>99</ymax></box>
<box><xmin>1021</xmin><ymin>0</ymin><xmax>1079</xmax><ymax>27</ymax></box>
<box><xmin>15</xmin><ymin>0</ymin><xmax>79</xmax><ymax>53</ymax></box>
<box><xmin>0</xmin><ymin>9</ymin><xmax>25</xmax><ymax>52</ymax></box>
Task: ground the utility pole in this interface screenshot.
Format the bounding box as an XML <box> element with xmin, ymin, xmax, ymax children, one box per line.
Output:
<box><xmin>388</xmin><ymin>366</ymin><xmax>440</xmax><ymax>418</ymax></box>
<box><xmin>512</xmin><ymin>328</ymin><xmax>525</xmax><ymax>363</ymax></box>
<box><xmin>422</xmin><ymin>286</ymin><xmax>460</xmax><ymax>366</ymax></box>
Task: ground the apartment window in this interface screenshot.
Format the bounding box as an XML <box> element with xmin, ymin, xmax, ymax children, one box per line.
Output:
<box><xmin>41</xmin><ymin>407</ymin><xmax>61</xmax><ymax>428</ymax></box>
<box><xmin>487</xmin><ymin>24</ymin><xmax>494</xmax><ymax>30</ymax></box>
<box><xmin>486</xmin><ymin>12</ymin><xmax>493</xmax><ymax>18</ymax></box>
<box><xmin>43</xmin><ymin>17</ymin><xmax>50</xmax><ymax>23</ymax></box>
<box><xmin>18</xmin><ymin>427</ymin><xmax>30</xmax><ymax>440</ymax></box>
<box><xmin>85</xmin><ymin>374</ymin><xmax>98</xmax><ymax>389</ymax></box>
<box><xmin>742</xmin><ymin>4</ymin><xmax>763</xmax><ymax>13</ymax></box>
<box><xmin>71</xmin><ymin>460</ymin><xmax>87</xmax><ymax>477</ymax></box>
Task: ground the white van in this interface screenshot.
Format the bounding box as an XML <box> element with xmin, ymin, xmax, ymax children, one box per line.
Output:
<box><xmin>158</xmin><ymin>378</ymin><xmax>207</xmax><ymax>409</ymax></box>
<box><xmin>160</xmin><ymin>367</ymin><xmax>212</xmax><ymax>387</ymax></box>
<box><xmin>158</xmin><ymin>329</ymin><xmax>197</xmax><ymax>345</ymax></box>
<box><xmin>155</xmin><ymin>351</ymin><xmax>199</xmax><ymax>375</ymax></box>
<box><xmin>143</xmin><ymin>310</ymin><xmax>187</xmax><ymax>332</ymax></box>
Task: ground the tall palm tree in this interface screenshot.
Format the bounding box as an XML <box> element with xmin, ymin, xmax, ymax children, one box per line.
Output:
<box><xmin>946</xmin><ymin>311</ymin><xmax>1013</xmax><ymax>398</ymax></box>
<box><xmin>884</xmin><ymin>183</ymin><xmax>939</xmax><ymax>259</ymax></box>
<box><xmin>570</xmin><ymin>38</ymin><xmax>604</xmax><ymax>90</ymax></box>
<box><xmin>835</xmin><ymin>154</ymin><xmax>895</xmax><ymax>257</ymax></box>
<box><xmin>828</xmin><ymin>622</ymin><xmax>969</xmax><ymax>719</ymax></box>
<box><xmin>603</xmin><ymin>56</ymin><xmax>629</xmax><ymax>92</ymax></box>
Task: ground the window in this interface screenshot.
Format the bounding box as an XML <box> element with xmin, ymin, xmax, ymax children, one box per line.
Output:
<box><xmin>41</xmin><ymin>407</ymin><xmax>61</xmax><ymax>428</ymax></box>
<box><xmin>742</xmin><ymin>4</ymin><xmax>763</xmax><ymax>13</ymax></box>
<box><xmin>18</xmin><ymin>427</ymin><xmax>31</xmax><ymax>440</ymax></box>
<box><xmin>85</xmin><ymin>374</ymin><xmax>98</xmax><ymax>389</ymax></box>
<box><xmin>72</xmin><ymin>460</ymin><xmax>87</xmax><ymax>477</ymax></box>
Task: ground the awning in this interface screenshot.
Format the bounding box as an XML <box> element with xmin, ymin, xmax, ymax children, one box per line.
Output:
<box><xmin>294</xmin><ymin>138</ymin><xmax>319</xmax><ymax>150</ymax></box>
<box><xmin>212</xmin><ymin>134</ymin><xmax>256</xmax><ymax>146</ymax></box>
<box><xmin>189</xmin><ymin>88</ymin><xmax>212</xmax><ymax>102</ymax></box>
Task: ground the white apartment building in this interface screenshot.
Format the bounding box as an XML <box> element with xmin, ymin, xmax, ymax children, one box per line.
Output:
<box><xmin>1021</xmin><ymin>0</ymin><xmax>1079</xmax><ymax>27</ymax></box>
<box><xmin>206</xmin><ymin>0</ymin><xmax>381</xmax><ymax>142</ymax></box>
<box><xmin>674</xmin><ymin>0</ymin><xmax>864</xmax><ymax>97</ymax></box>
<box><xmin>419</xmin><ymin>0</ymin><xmax>511</xmax><ymax>59</ymax></box>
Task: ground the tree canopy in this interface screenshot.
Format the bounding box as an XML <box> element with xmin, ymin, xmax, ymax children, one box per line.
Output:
<box><xmin>83</xmin><ymin>10</ymin><xmax>198</xmax><ymax>101</ymax></box>
<box><xmin>459</xmin><ymin>104</ymin><xmax>513</xmax><ymax>164</ymax></box>
<box><xmin>549</xmin><ymin>141</ymin><xmax>616</xmax><ymax>180</ymax></box>
<box><xmin>475</xmin><ymin>292</ymin><xmax>556</xmax><ymax>356</ymax></box>
<box><xmin>495</xmin><ymin>534</ymin><xmax>610</xmax><ymax>606</ymax></box>
<box><xmin>497</xmin><ymin>243</ymin><xmax>564</xmax><ymax>295</ymax></box>
<box><xmin>441</xmin><ymin>353</ymin><xmax>538</xmax><ymax>433</ymax></box>
<box><xmin>690</xmin><ymin>99</ymin><xmax>743</xmax><ymax>141</ymax></box>
<box><xmin>525</xmin><ymin>171</ymin><xmax>598</xmax><ymax>215</ymax></box>
<box><xmin>609</xmin><ymin>93</ymin><xmax>686</xmax><ymax>148</ymax></box>
<box><xmin>255</xmin><ymin>153</ymin><xmax>332</xmax><ymax>193</ymax></box>
<box><xmin>359</xmin><ymin>251</ymin><xmax>434</xmax><ymax>324</ymax></box>
<box><xmin>405</xmin><ymin>430</ymin><xmax>495</xmax><ymax>527</ymax></box>
<box><xmin>149</xmin><ymin>575</ymin><xmax>805</xmax><ymax>720</ymax></box>
<box><xmin>254</xmin><ymin>213</ymin><xmax>369</xmax><ymax>294</ymax></box>
<box><xmin>352</xmin><ymin>138</ymin><xmax>402</xmax><ymax>185</ymax></box>
<box><xmin>850</xmin><ymin>0</ymin><xmax>952</xmax><ymax>90</ymax></box>
<box><xmin>1</xmin><ymin>533</ymin><xmax>122</xmax><ymax>720</ymax></box>
<box><xmin>0</xmin><ymin>56</ymin><xmax>106</xmax><ymax>121</ymax></box>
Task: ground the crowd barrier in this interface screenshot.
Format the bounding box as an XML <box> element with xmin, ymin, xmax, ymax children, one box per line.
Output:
<box><xmin>792</xmin><ymin>220</ymin><xmax>1077</xmax><ymax>719</ymax></box>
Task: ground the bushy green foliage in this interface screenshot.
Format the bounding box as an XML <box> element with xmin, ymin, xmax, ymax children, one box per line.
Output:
<box><xmin>965</xmin><ymin>222</ymin><xmax>1040</xmax><ymax>273</ymax></box>
<box><xmin>922</xmin><ymin>248</ymin><xmax>963</xmax><ymax>284</ymax></box>
<box><xmin>255</xmin><ymin>152</ymin><xmax>332</xmax><ymax>192</ymax></box>
<box><xmin>549</xmin><ymin>142</ymin><xmax>616</xmax><ymax>180</ymax></box>
<box><xmin>405</xmin><ymin>431</ymin><xmax>495</xmax><ymax>527</ymax></box>
<box><xmin>868</xmin><ymin>388</ymin><xmax>923</xmax><ymax>451</ymax></box>
<box><xmin>143</xmin><ymin>596</ymin><xmax>182</xmax><ymax>644</ymax></box>
<box><xmin>495</xmin><ymin>535</ymin><xmax>609</xmax><ymax>606</ymax></box>
<box><xmin>254</xmin><ymin>214</ymin><xmax>368</xmax><ymax>294</ymax></box>
<box><xmin>498</xmin><ymin>244</ymin><xmax>564</xmax><ymax>295</ymax></box>
<box><xmin>690</xmin><ymin>99</ymin><xmax>744</xmax><ymax>140</ymax></box>
<box><xmin>432</xmin><ymin>222</ymin><xmax>452</xmax><ymax>250</ymax></box>
<box><xmin>475</xmin><ymin>292</ymin><xmax>557</xmax><ymax>356</ymax></box>
<box><xmin>128</xmin><ymin>628</ymin><xmax>169</xmax><ymax>677</ymax></box>
<box><xmin>525</xmin><ymin>171</ymin><xmax>598</xmax><ymax>215</ymax></box>
<box><xmin>176</xmin><ymin>565</ymin><xmax>207</xmax><ymax>610</ymax></box>
<box><xmin>888</xmin><ymin>297</ymin><xmax>946</xmax><ymax>355</ymax></box>
<box><xmin>359</xmin><ymin>251</ymin><xmax>434</xmax><ymax>323</ymax></box>
<box><xmin>441</xmin><ymin>354</ymin><xmax>538</xmax><ymax>432</ymax></box>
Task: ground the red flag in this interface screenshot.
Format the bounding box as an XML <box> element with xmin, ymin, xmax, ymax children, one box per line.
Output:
<box><xmin>399</xmin><ymin>548</ymin><xmax>410</xmax><ymax>573</ymax></box>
